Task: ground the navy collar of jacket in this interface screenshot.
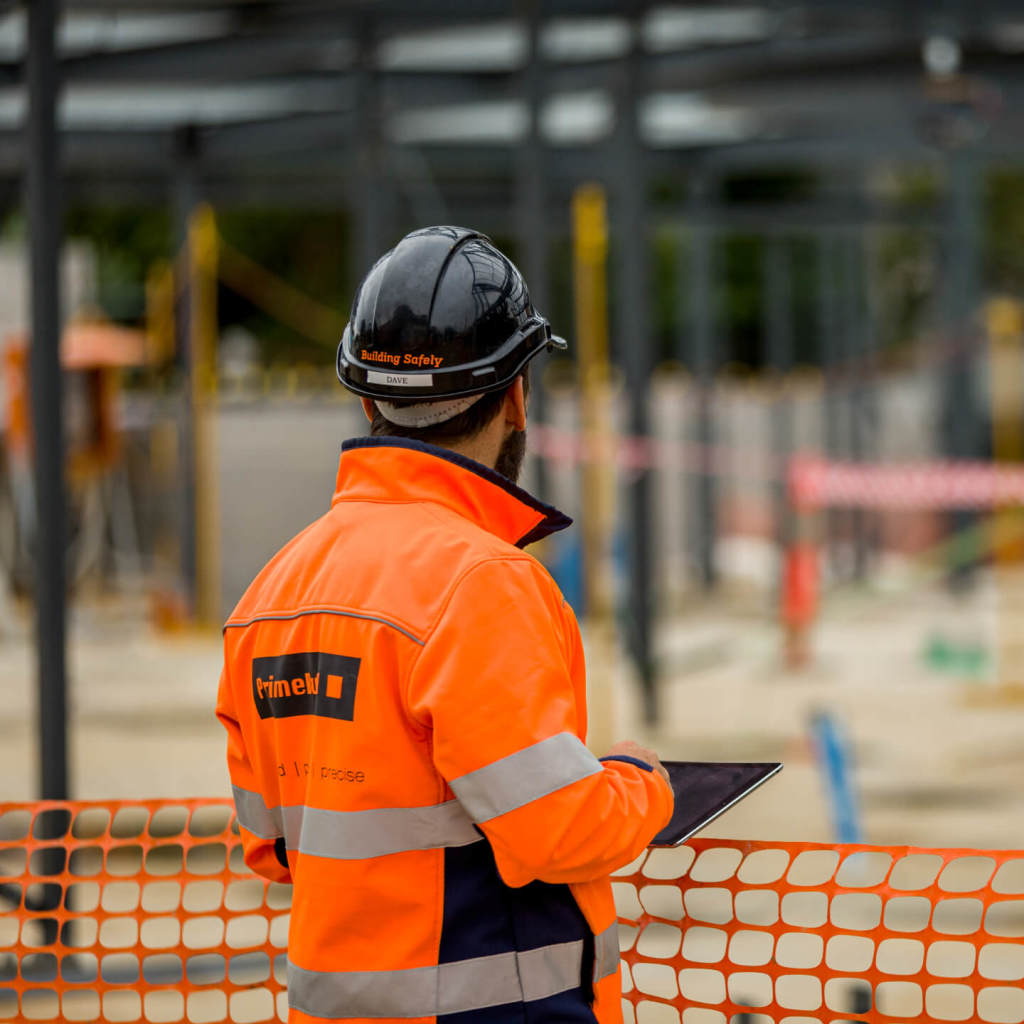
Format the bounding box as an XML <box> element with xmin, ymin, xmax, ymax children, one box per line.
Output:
<box><xmin>335</xmin><ymin>436</ymin><xmax>572</xmax><ymax>549</ymax></box>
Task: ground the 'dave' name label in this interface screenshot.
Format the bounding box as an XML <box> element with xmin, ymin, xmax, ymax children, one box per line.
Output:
<box><xmin>367</xmin><ymin>371</ymin><xmax>433</xmax><ymax>387</ymax></box>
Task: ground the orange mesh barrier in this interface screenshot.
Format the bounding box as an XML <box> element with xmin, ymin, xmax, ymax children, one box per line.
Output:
<box><xmin>614</xmin><ymin>838</ymin><xmax>1024</xmax><ymax>1024</ymax></box>
<box><xmin>0</xmin><ymin>799</ymin><xmax>287</xmax><ymax>1023</ymax></box>
<box><xmin>5</xmin><ymin>803</ymin><xmax>1024</xmax><ymax>1024</ymax></box>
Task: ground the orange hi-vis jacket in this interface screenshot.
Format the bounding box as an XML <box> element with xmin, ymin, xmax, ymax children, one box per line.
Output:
<box><xmin>217</xmin><ymin>437</ymin><xmax>674</xmax><ymax>1024</ymax></box>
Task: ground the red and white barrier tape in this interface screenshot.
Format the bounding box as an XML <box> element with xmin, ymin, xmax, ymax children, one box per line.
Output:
<box><xmin>529</xmin><ymin>424</ymin><xmax>782</xmax><ymax>480</ymax></box>
<box><xmin>531</xmin><ymin>427</ymin><xmax>1024</xmax><ymax>511</ymax></box>
<box><xmin>791</xmin><ymin>456</ymin><xmax>1024</xmax><ymax>510</ymax></box>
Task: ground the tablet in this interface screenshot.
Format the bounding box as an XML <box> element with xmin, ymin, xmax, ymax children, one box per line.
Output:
<box><xmin>650</xmin><ymin>761</ymin><xmax>783</xmax><ymax>847</ymax></box>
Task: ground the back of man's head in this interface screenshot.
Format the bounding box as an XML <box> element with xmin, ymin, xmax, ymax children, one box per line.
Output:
<box><xmin>368</xmin><ymin>367</ymin><xmax>530</xmax><ymax>445</ymax></box>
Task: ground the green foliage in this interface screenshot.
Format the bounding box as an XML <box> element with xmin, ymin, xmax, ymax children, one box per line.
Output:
<box><xmin>63</xmin><ymin>163</ymin><xmax>1024</xmax><ymax>378</ymax></box>
<box><xmin>652</xmin><ymin>226</ymin><xmax>680</xmax><ymax>363</ymax></box>
<box><xmin>63</xmin><ymin>205</ymin><xmax>352</xmax><ymax>365</ymax></box>
<box><xmin>722</xmin><ymin>170</ymin><xmax>817</xmax><ymax>205</ymax></box>
<box><xmin>872</xmin><ymin>169</ymin><xmax>940</xmax><ymax>355</ymax></box>
<box><xmin>64</xmin><ymin>205</ymin><xmax>170</xmax><ymax>322</ymax></box>
<box><xmin>985</xmin><ymin>169</ymin><xmax>1024</xmax><ymax>294</ymax></box>
<box><xmin>217</xmin><ymin>208</ymin><xmax>350</xmax><ymax>365</ymax></box>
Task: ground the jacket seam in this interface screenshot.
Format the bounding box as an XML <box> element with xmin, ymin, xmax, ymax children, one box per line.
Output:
<box><xmin>402</xmin><ymin>554</ymin><xmax>552</xmax><ymax>731</ymax></box>
<box><xmin>223</xmin><ymin>605</ymin><xmax>425</xmax><ymax>645</ymax></box>
<box><xmin>332</xmin><ymin>496</ymin><xmax>471</xmax><ymax>509</ymax></box>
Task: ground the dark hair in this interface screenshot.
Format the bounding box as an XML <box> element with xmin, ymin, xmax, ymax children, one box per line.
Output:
<box><xmin>369</xmin><ymin>366</ymin><xmax>530</xmax><ymax>445</ymax></box>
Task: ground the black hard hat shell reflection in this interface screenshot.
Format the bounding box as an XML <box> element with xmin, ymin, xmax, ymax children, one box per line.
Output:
<box><xmin>337</xmin><ymin>226</ymin><xmax>566</xmax><ymax>401</ymax></box>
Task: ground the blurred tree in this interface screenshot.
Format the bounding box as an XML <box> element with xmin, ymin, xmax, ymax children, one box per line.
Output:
<box><xmin>986</xmin><ymin>169</ymin><xmax>1024</xmax><ymax>295</ymax></box>
<box><xmin>64</xmin><ymin>206</ymin><xmax>351</xmax><ymax>366</ymax></box>
<box><xmin>217</xmin><ymin>208</ymin><xmax>350</xmax><ymax>365</ymax></box>
<box><xmin>722</xmin><ymin>233</ymin><xmax>762</xmax><ymax>370</ymax></box>
<box><xmin>721</xmin><ymin>171</ymin><xmax>815</xmax><ymax>374</ymax></box>
<box><xmin>62</xmin><ymin>161</ymin><xmax>1021</xmax><ymax>380</ymax></box>
<box><xmin>64</xmin><ymin>205</ymin><xmax>170</xmax><ymax>323</ymax></box>
<box><xmin>874</xmin><ymin>169</ymin><xmax>941</xmax><ymax>359</ymax></box>
<box><xmin>652</xmin><ymin>224</ymin><xmax>680</xmax><ymax>365</ymax></box>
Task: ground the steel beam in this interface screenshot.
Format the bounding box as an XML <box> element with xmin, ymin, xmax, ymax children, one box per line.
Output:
<box><xmin>202</xmin><ymin>110</ymin><xmax>356</xmax><ymax>164</ymax></box>
<box><xmin>27</xmin><ymin>0</ymin><xmax>67</xmax><ymax>801</ymax></box>
<box><xmin>62</xmin><ymin>31</ymin><xmax>338</xmax><ymax>84</ymax></box>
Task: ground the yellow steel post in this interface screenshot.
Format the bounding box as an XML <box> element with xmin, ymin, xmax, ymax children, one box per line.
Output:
<box><xmin>189</xmin><ymin>204</ymin><xmax>222</xmax><ymax>627</ymax></box>
<box><xmin>573</xmin><ymin>184</ymin><xmax>617</xmax><ymax>754</ymax></box>
<box><xmin>985</xmin><ymin>296</ymin><xmax>1024</xmax><ymax>699</ymax></box>
<box><xmin>145</xmin><ymin>261</ymin><xmax>175</xmax><ymax>366</ymax></box>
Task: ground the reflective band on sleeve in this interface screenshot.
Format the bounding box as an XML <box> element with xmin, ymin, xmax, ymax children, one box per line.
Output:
<box><xmin>283</xmin><ymin>800</ymin><xmax>483</xmax><ymax>860</ymax></box>
<box><xmin>593</xmin><ymin>922</ymin><xmax>620</xmax><ymax>982</ymax></box>
<box><xmin>232</xmin><ymin>785</ymin><xmax>282</xmax><ymax>839</ymax></box>
<box><xmin>287</xmin><ymin>939</ymin><xmax>586</xmax><ymax>1019</ymax></box>
<box><xmin>449</xmin><ymin>732</ymin><xmax>603</xmax><ymax>823</ymax></box>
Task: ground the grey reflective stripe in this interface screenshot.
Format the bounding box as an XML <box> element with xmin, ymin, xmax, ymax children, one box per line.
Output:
<box><xmin>593</xmin><ymin>922</ymin><xmax>620</xmax><ymax>982</ymax></box>
<box><xmin>449</xmin><ymin>732</ymin><xmax>603</xmax><ymax>823</ymax></box>
<box><xmin>287</xmin><ymin>939</ymin><xmax>585</xmax><ymax>1019</ymax></box>
<box><xmin>519</xmin><ymin>940</ymin><xmax>587</xmax><ymax>1002</ymax></box>
<box><xmin>281</xmin><ymin>800</ymin><xmax>482</xmax><ymax>860</ymax></box>
<box><xmin>234</xmin><ymin>788</ymin><xmax>481</xmax><ymax>858</ymax></box>
<box><xmin>232</xmin><ymin>785</ymin><xmax>282</xmax><ymax>839</ymax></box>
<box><xmin>223</xmin><ymin>607</ymin><xmax>424</xmax><ymax>645</ymax></box>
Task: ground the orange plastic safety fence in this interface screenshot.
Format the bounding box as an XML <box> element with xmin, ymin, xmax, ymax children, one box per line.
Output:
<box><xmin>5</xmin><ymin>804</ymin><xmax>1024</xmax><ymax>1024</ymax></box>
<box><xmin>614</xmin><ymin>838</ymin><xmax>1024</xmax><ymax>1024</ymax></box>
<box><xmin>0</xmin><ymin>799</ymin><xmax>287</xmax><ymax>1023</ymax></box>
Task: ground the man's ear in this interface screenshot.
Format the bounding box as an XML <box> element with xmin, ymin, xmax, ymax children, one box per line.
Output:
<box><xmin>360</xmin><ymin>398</ymin><xmax>375</xmax><ymax>423</ymax></box>
<box><xmin>505</xmin><ymin>377</ymin><xmax>527</xmax><ymax>432</ymax></box>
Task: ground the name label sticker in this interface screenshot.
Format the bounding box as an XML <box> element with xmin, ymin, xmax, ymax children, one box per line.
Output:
<box><xmin>367</xmin><ymin>370</ymin><xmax>433</xmax><ymax>387</ymax></box>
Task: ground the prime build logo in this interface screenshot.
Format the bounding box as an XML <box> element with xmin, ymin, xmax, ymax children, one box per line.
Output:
<box><xmin>252</xmin><ymin>652</ymin><xmax>360</xmax><ymax>721</ymax></box>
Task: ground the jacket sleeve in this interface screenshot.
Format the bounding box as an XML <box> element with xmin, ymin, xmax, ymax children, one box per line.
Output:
<box><xmin>215</xmin><ymin>666</ymin><xmax>292</xmax><ymax>885</ymax></box>
<box><xmin>406</xmin><ymin>557</ymin><xmax>673</xmax><ymax>888</ymax></box>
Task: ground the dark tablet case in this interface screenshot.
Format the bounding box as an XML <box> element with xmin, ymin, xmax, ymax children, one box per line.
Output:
<box><xmin>650</xmin><ymin>761</ymin><xmax>783</xmax><ymax>847</ymax></box>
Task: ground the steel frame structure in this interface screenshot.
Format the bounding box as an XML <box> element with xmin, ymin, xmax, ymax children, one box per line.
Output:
<box><xmin>16</xmin><ymin>0</ymin><xmax>1024</xmax><ymax>783</ymax></box>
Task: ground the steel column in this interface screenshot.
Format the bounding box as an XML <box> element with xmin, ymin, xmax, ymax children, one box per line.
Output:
<box><xmin>517</xmin><ymin>0</ymin><xmax>550</xmax><ymax>501</ymax></box>
<box><xmin>939</xmin><ymin>152</ymin><xmax>982</xmax><ymax>589</ymax></box>
<box><xmin>818</xmin><ymin>232</ymin><xmax>842</xmax><ymax>577</ymax></box>
<box><xmin>173</xmin><ymin>125</ymin><xmax>200</xmax><ymax>614</ymax></box>
<box><xmin>763</xmin><ymin>235</ymin><xmax>794</xmax><ymax>575</ymax></box>
<box><xmin>354</xmin><ymin>17</ymin><xmax>385</xmax><ymax>276</ymax></box>
<box><xmin>27</xmin><ymin>0</ymin><xmax>67</xmax><ymax>801</ymax></box>
<box><xmin>688</xmin><ymin>174</ymin><xmax>718</xmax><ymax>592</ymax></box>
<box><xmin>612</xmin><ymin>6</ymin><xmax>656</xmax><ymax>724</ymax></box>
<box><xmin>842</xmin><ymin>229</ymin><xmax>869</xmax><ymax>581</ymax></box>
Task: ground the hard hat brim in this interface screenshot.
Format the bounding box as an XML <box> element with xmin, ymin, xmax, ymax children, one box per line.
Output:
<box><xmin>337</xmin><ymin>317</ymin><xmax>567</xmax><ymax>402</ymax></box>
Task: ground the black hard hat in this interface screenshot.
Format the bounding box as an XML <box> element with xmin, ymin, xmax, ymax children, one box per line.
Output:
<box><xmin>336</xmin><ymin>225</ymin><xmax>566</xmax><ymax>401</ymax></box>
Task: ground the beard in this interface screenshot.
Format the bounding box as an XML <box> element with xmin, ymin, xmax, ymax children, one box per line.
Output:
<box><xmin>494</xmin><ymin>428</ymin><xmax>527</xmax><ymax>484</ymax></box>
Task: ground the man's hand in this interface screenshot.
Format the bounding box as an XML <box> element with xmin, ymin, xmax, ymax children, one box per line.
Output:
<box><xmin>605</xmin><ymin>740</ymin><xmax>671</xmax><ymax>785</ymax></box>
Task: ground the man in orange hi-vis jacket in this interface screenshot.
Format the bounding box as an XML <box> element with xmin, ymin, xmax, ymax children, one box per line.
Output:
<box><xmin>216</xmin><ymin>226</ymin><xmax>674</xmax><ymax>1024</ymax></box>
